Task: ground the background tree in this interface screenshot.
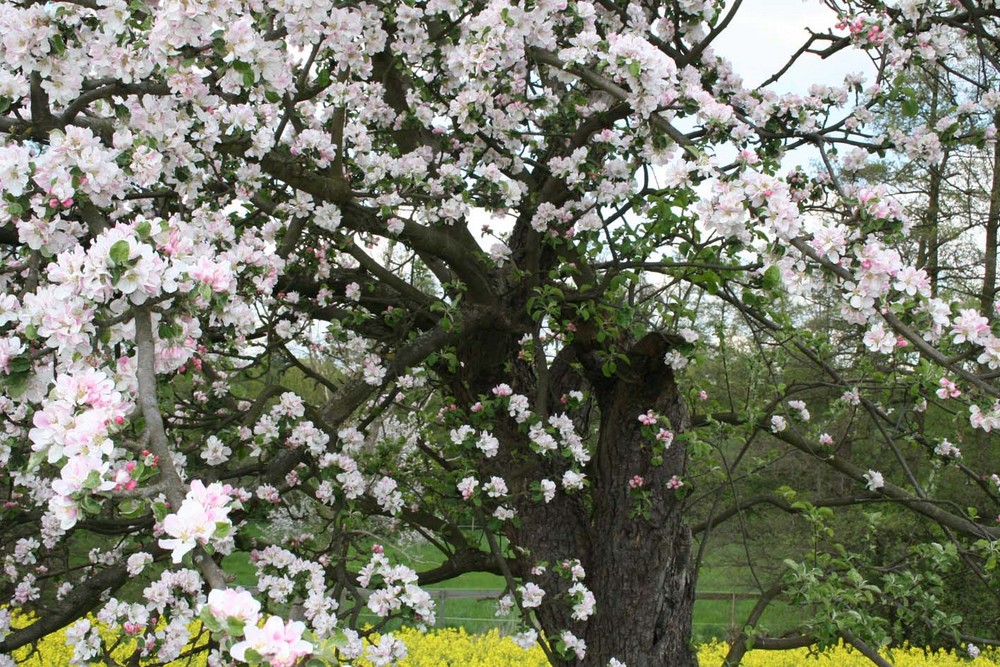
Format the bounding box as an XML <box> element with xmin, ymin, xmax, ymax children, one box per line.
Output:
<box><xmin>0</xmin><ymin>1</ymin><xmax>999</xmax><ymax>667</ymax></box>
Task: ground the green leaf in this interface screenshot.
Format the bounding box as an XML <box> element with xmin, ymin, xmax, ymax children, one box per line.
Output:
<box><xmin>214</xmin><ymin>521</ymin><xmax>231</xmax><ymax>540</ymax></box>
<box><xmin>83</xmin><ymin>469</ymin><xmax>104</xmax><ymax>490</ymax></box>
<box><xmin>8</xmin><ymin>356</ymin><xmax>31</xmax><ymax>374</ymax></box>
<box><xmin>312</xmin><ymin>631</ymin><xmax>349</xmax><ymax>661</ymax></box>
<box><xmin>130</xmin><ymin>462</ymin><xmax>149</xmax><ymax>482</ymax></box>
<box><xmin>27</xmin><ymin>450</ymin><xmax>47</xmax><ymax>472</ymax></box>
<box><xmin>119</xmin><ymin>498</ymin><xmax>143</xmax><ymax>518</ymax></box>
<box><xmin>199</xmin><ymin>607</ymin><xmax>224</xmax><ymax>634</ymax></box>
<box><xmin>225</xmin><ymin>617</ymin><xmax>246</xmax><ymax>637</ymax></box>
<box><xmin>50</xmin><ymin>34</ymin><xmax>66</xmax><ymax>56</ymax></box>
<box><xmin>80</xmin><ymin>495</ymin><xmax>103</xmax><ymax>515</ymax></box>
<box><xmin>693</xmin><ymin>270</ymin><xmax>720</xmax><ymax>294</ymax></box>
<box><xmin>151</xmin><ymin>501</ymin><xmax>171</xmax><ymax>523</ymax></box>
<box><xmin>761</xmin><ymin>265</ymin><xmax>782</xmax><ymax>290</ymax></box>
<box><xmin>6</xmin><ymin>373</ymin><xmax>28</xmax><ymax>398</ymax></box>
<box><xmin>158</xmin><ymin>320</ymin><xmax>180</xmax><ymax>340</ymax></box>
<box><xmin>109</xmin><ymin>240</ymin><xmax>131</xmax><ymax>267</ymax></box>
<box><xmin>776</xmin><ymin>485</ymin><xmax>797</xmax><ymax>500</ymax></box>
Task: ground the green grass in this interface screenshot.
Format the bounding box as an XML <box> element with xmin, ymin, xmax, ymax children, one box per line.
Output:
<box><xmin>371</xmin><ymin>538</ymin><xmax>511</xmax><ymax>633</ymax></box>
<box><xmin>365</xmin><ymin>537</ymin><xmax>801</xmax><ymax>641</ymax></box>
<box><xmin>692</xmin><ymin>543</ymin><xmax>798</xmax><ymax>642</ymax></box>
<box><xmin>199</xmin><ymin>533</ymin><xmax>799</xmax><ymax>640</ymax></box>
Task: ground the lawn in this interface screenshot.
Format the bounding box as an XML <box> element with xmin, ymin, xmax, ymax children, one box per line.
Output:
<box><xmin>357</xmin><ymin>534</ymin><xmax>799</xmax><ymax>641</ymax></box>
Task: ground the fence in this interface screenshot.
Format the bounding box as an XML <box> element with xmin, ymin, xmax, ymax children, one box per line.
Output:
<box><xmin>415</xmin><ymin>588</ymin><xmax>761</xmax><ymax>636</ymax></box>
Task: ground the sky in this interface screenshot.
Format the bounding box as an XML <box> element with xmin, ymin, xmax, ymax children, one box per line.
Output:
<box><xmin>473</xmin><ymin>1</ymin><xmax>880</xmax><ymax>250</ymax></box>
<box><xmin>712</xmin><ymin>0</ymin><xmax>875</xmax><ymax>93</ymax></box>
<box><xmin>705</xmin><ymin>0</ymin><xmax>879</xmax><ymax>173</ymax></box>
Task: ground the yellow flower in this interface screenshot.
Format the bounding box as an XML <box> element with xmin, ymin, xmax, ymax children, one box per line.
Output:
<box><xmin>9</xmin><ymin>614</ymin><xmax>998</xmax><ymax>667</ymax></box>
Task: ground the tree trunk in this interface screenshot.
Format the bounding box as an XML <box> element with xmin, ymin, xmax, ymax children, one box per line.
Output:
<box><xmin>582</xmin><ymin>505</ymin><xmax>697</xmax><ymax>667</ymax></box>
<box><xmin>917</xmin><ymin>79</ymin><xmax>943</xmax><ymax>297</ymax></box>
<box><xmin>981</xmin><ymin>109</ymin><xmax>1000</xmax><ymax>314</ymax></box>
<box><xmin>486</xmin><ymin>332</ymin><xmax>698</xmax><ymax>666</ymax></box>
<box><xmin>923</xmin><ymin>158</ymin><xmax>943</xmax><ymax>298</ymax></box>
<box><xmin>582</xmin><ymin>334</ymin><xmax>697</xmax><ymax>667</ymax></box>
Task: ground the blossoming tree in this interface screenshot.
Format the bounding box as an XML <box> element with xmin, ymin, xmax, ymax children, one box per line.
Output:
<box><xmin>0</xmin><ymin>0</ymin><xmax>999</xmax><ymax>665</ymax></box>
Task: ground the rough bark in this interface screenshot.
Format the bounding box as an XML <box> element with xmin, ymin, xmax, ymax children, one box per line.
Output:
<box><xmin>982</xmin><ymin>109</ymin><xmax>1000</xmax><ymax>314</ymax></box>
<box><xmin>579</xmin><ymin>334</ymin><xmax>697</xmax><ymax>667</ymax></box>
<box><xmin>456</xmin><ymin>323</ymin><xmax>698</xmax><ymax>666</ymax></box>
<box><xmin>917</xmin><ymin>80</ymin><xmax>943</xmax><ymax>297</ymax></box>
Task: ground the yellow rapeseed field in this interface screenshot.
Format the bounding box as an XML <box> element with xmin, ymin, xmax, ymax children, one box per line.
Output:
<box><xmin>9</xmin><ymin>621</ymin><xmax>999</xmax><ymax>666</ymax></box>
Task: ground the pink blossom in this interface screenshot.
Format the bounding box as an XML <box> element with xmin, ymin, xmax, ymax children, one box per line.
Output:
<box><xmin>518</xmin><ymin>582</ymin><xmax>545</xmax><ymax>608</ymax></box>
<box><xmin>934</xmin><ymin>439</ymin><xmax>961</xmax><ymax>459</ymax></box>
<box><xmin>936</xmin><ymin>377</ymin><xmax>961</xmax><ymax>399</ymax></box>
<box><xmin>207</xmin><ymin>588</ymin><xmax>261</xmax><ymax>627</ymax></box>
<box><xmin>894</xmin><ymin>266</ymin><xmax>930</xmax><ymax>297</ymax></box>
<box><xmin>159</xmin><ymin>500</ymin><xmax>217</xmax><ymax>563</ymax></box>
<box><xmin>230</xmin><ymin>616</ymin><xmax>312</xmax><ymax>667</ymax></box>
<box><xmin>189</xmin><ymin>257</ymin><xmax>234</xmax><ymax>293</ymax></box>
<box><xmin>51</xmin><ymin>454</ymin><xmax>114</xmax><ymax>497</ymax></box>
<box><xmin>638</xmin><ymin>410</ymin><xmax>657</xmax><ymax>426</ymax></box>
<box><xmin>0</xmin><ymin>336</ymin><xmax>24</xmax><ymax>374</ymax></box>
<box><xmin>951</xmin><ymin>309</ymin><xmax>990</xmax><ymax>345</ymax></box>
<box><xmin>863</xmin><ymin>323</ymin><xmax>896</xmax><ymax>354</ymax></box>
<box><xmin>492</xmin><ymin>383</ymin><xmax>513</xmax><ymax>397</ymax></box>
<box><xmin>186</xmin><ymin>480</ymin><xmax>234</xmax><ymax>520</ymax></box>
<box><xmin>48</xmin><ymin>495</ymin><xmax>79</xmax><ymax>531</ymax></box>
<box><xmin>457</xmin><ymin>476</ymin><xmax>478</xmax><ymax>500</ymax></box>
<box><xmin>483</xmin><ymin>476</ymin><xmax>508</xmax><ymax>498</ymax></box>
<box><xmin>863</xmin><ymin>469</ymin><xmax>884</xmax><ymax>491</ymax></box>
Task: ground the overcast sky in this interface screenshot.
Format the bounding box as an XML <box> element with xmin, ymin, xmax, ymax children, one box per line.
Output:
<box><xmin>712</xmin><ymin>0</ymin><xmax>876</xmax><ymax>93</ymax></box>
<box><xmin>471</xmin><ymin>1</ymin><xmax>878</xmax><ymax>248</ymax></box>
